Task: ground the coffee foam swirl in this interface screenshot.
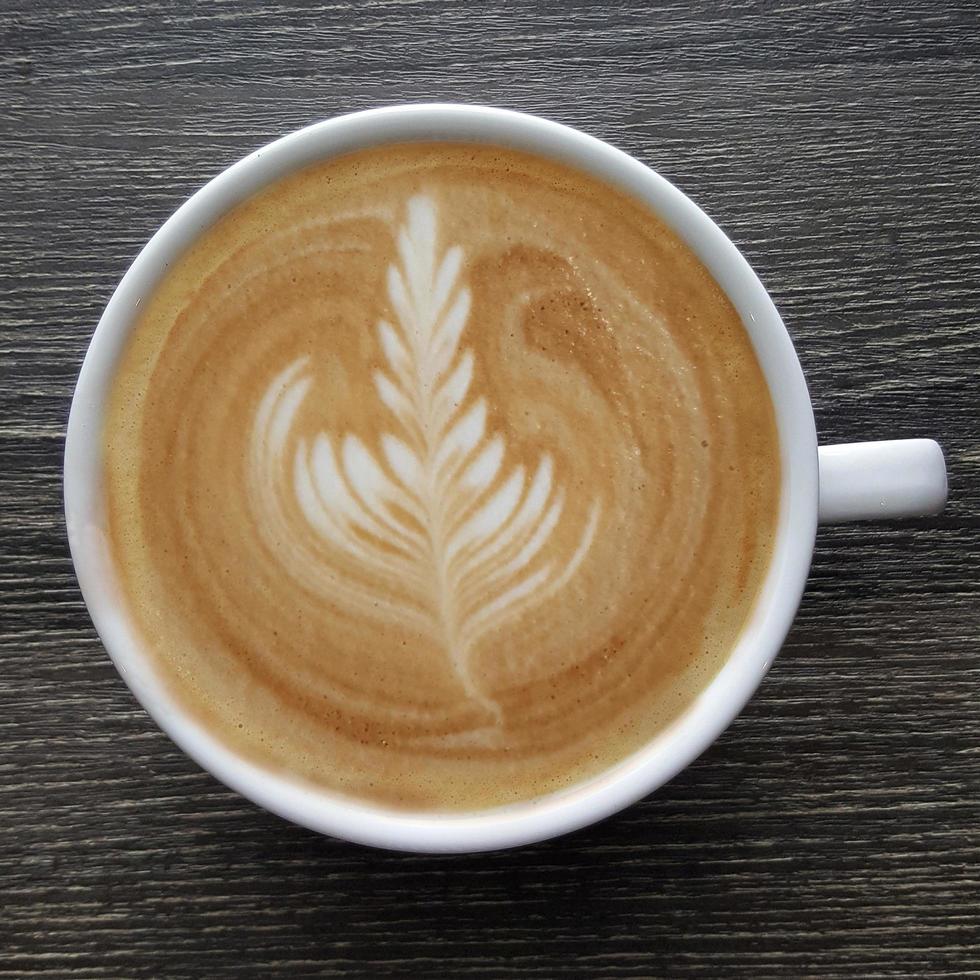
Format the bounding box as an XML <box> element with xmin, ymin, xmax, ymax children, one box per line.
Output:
<box><xmin>252</xmin><ymin>196</ymin><xmax>600</xmax><ymax>721</ymax></box>
<box><xmin>104</xmin><ymin>144</ymin><xmax>780</xmax><ymax>809</ymax></box>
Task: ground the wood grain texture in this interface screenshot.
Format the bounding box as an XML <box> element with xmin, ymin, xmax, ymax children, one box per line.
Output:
<box><xmin>1</xmin><ymin>0</ymin><xmax>978</xmax><ymax>976</ymax></box>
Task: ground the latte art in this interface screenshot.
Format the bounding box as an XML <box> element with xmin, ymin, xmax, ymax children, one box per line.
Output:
<box><xmin>104</xmin><ymin>143</ymin><xmax>780</xmax><ymax>809</ymax></box>
<box><xmin>252</xmin><ymin>196</ymin><xmax>599</xmax><ymax>717</ymax></box>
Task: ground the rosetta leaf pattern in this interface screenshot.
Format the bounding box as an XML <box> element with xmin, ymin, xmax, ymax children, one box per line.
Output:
<box><xmin>252</xmin><ymin>196</ymin><xmax>599</xmax><ymax>715</ymax></box>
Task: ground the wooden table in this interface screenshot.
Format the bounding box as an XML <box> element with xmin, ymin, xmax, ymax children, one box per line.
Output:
<box><xmin>2</xmin><ymin>2</ymin><xmax>977</xmax><ymax>975</ymax></box>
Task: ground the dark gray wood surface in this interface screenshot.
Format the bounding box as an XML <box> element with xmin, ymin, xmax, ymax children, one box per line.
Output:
<box><xmin>2</xmin><ymin>1</ymin><xmax>978</xmax><ymax>976</ymax></box>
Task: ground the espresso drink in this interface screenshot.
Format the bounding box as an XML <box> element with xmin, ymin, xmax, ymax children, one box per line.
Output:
<box><xmin>104</xmin><ymin>143</ymin><xmax>780</xmax><ymax>810</ymax></box>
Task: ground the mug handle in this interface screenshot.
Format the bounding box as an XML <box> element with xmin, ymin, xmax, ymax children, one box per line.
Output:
<box><xmin>818</xmin><ymin>439</ymin><xmax>947</xmax><ymax>523</ymax></box>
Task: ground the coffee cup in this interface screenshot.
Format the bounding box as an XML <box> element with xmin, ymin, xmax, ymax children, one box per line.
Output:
<box><xmin>65</xmin><ymin>105</ymin><xmax>947</xmax><ymax>851</ymax></box>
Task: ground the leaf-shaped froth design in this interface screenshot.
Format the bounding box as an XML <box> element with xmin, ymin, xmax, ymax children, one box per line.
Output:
<box><xmin>250</xmin><ymin>195</ymin><xmax>600</xmax><ymax>717</ymax></box>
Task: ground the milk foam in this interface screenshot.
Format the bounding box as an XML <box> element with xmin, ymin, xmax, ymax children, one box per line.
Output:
<box><xmin>103</xmin><ymin>143</ymin><xmax>780</xmax><ymax>809</ymax></box>
<box><xmin>250</xmin><ymin>196</ymin><xmax>599</xmax><ymax>718</ymax></box>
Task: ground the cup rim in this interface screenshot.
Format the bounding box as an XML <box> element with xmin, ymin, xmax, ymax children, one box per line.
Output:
<box><xmin>64</xmin><ymin>103</ymin><xmax>818</xmax><ymax>852</ymax></box>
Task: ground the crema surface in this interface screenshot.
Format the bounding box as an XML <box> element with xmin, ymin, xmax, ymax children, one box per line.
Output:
<box><xmin>104</xmin><ymin>143</ymin><xmax>780</xmax><ymax>810</ymax></box>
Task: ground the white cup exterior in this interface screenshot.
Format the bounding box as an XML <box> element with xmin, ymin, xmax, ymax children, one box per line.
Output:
<box><xmin>65</xmin><ymin>104</ymin><xmax>820</xmax><ymax>852</ymax></box>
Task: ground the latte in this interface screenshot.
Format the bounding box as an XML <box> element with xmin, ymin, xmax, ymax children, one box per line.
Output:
<box><xmin>103</xmin><ymin>142</ymin><xmax>780</xmax><ymax>810</ymax></box>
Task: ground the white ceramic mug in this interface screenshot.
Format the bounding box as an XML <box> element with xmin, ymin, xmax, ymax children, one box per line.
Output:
<box><xmin>64</xmin><ymin>105</ymin><xmax>947</xmax><ymax>852</ymax></box>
